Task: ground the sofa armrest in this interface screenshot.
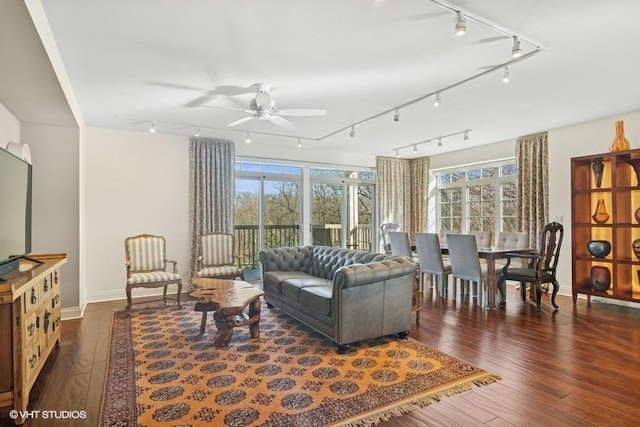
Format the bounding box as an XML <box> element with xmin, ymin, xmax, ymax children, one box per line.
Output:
<box><xmin>333</xmin><ymin>256</ymin><xmax>415</xmax><ymax>288</ymax></box>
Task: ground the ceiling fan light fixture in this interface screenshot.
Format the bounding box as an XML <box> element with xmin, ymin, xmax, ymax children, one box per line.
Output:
<box><xmin>433</xmin><ymin>93</ymin><xmax>441</xmax><ymax>107</ymax></box>
<box><xmin>393</xmin><ymin>109</ymin><xmax>400</xmax><ymax>122</ymax></box>
<box><xmin>511</xmin><ymin>36</ymin><xmax>522</xmax><ymax>58</ymax></box>
<box><xmin>245</xmin><ymin>132</ymin><xmax>251</xmax><ymax>144</ymax></box>
<box><xmin>455</xmin><ymin>11</ymin><xmax>466</xmax><ymax>36</ymax></box>
<box><xmin>502</xmin><ymin>66</ymin><xmax>510</xmax><ymax>83</ymax></box>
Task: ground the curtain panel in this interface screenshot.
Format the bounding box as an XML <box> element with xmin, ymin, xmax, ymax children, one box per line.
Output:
<box><xmin>189</xmin><ymin>138</ymin><xmax>236</xmax><ymax>276</ymax></box>
<box><xmin>376</xmin><ymin>156</ymin><xmax>429</xmax><ymax>248</ymax></box>
<box><xmin>515</xmin><ymin>132</ymin><xmax>549</xmax><ymax>250</ymax></box>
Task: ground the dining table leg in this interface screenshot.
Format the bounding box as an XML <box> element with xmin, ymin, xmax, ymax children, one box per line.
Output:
<box><xmin>486</xmin><ymin>259</ymin><xmax>497</xmax><ymax>309</ymax></box>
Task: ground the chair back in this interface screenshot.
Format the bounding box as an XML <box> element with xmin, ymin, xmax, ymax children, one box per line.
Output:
<box><xmin>125</xmin><ymin>234</ymin><xmax>166</xmax><ymax>272</ymax></box>
<box><xmin>446</xmin><ymin>234</ymin><xmax>482</xmax><ymax>281</ymax></box>
<box><xmin>200</xmin><ymin>232</ymin><xmax>236</xmax><ymax>266</ymax></box>
<box><xmin>496</xmin><ymin>231</ymin><xmax>529</xmax><ymax>250</ymax></box>
<box><xmin>388</xmin><ymin>231</ymin><xmax>412</xmax><ymax>257</ymax></box>
<box><xmin>415</xmin><ymin>233</ymin><xmax>445</xmax><ymax>273</ymax></box>
<box><xmin>380</xmin><ymin>223</ymin><xmax>400</xmax><ymax>253</ymax></box>
<box><xmin>470</xmin><ymin>231</ymin><xmax>492</xmax><ymax>248</ymax></box>
<box><xmin>536</xmin><ymin>222</ymin><xmax>564</xmax><ymax>275</ymax></box>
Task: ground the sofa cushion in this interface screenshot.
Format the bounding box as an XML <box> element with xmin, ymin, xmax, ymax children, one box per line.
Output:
<box><xmin>300</xmin><ymin>286</ymin><xmax>333</xmax><ymax>316</ymax></box>
<box><xmin>263</xmin><ymin>271</ymin><xmax>317</xmax><ymax>295</ymax></box>
<box><xmin>281</xmin><ymin>277</ymin><xmax>332</xmax><ymax>301</ymax></box>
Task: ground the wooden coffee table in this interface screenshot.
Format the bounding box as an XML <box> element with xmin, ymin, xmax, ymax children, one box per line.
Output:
<box><xmin>190</xmin><ymin>278</ymin><xmax>264</xmax><ymax>347</ymax></box>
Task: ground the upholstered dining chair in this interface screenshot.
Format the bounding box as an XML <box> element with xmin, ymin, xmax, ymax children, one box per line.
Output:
<box><xmin>415</xmin><ymin>233</ymin><xmax>451</xmax><ymax>296</ymax></box>
<box><xmin>496</xmin><ymin>222</ymin><xmax>564</xmax><ymax>312</ymax></box>
<box><xmin>495</xmin><ymin>231</ymin><xmax>529</xmax><ymax>270</ymax></box>
<box><xmin>124</xmin><ymin>234</ymin><xmax>182</xmax><ymax>310</ymax></box>
<box><xmin>446</xmin><ymin>234</ymin><xmax>490</xmax><ymax>306</ymax></box>
<box><xmin>388</xmin><ymin>231</ymin><xmax>414</xmax><ymax>258</ymax></box>
<box><xmin>195</xmin><ymin>232</ymin><xmax>244</xmax><ymax>280</ymax></box>
<box><xmin>470</xmin><ymin>231</ymin><xmax>492</xmax><ymax>248</ymax></box>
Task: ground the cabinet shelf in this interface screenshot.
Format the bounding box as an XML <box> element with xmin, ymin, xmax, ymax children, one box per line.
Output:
<box><xmin>572</xmin><ymin>149</ymin><xmax>640</xmax><ymax>304</ymax></box>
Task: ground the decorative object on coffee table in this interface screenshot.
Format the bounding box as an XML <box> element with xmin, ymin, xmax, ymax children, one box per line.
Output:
<box><xmin>592</xmin><ymin>199</ymin><xmax>609</xmax><ymax>223</ymax></box>
<box><xmin>592</xmin><ymin>158</ymin><xmax>604</xmax><ymax>188</ymax></box>
<box><xmin>587</xmin><ymin>240</ymin><xmax>612</xmax><ymax>258</ymax></box>
<box><xmin>609</xmin><ymin>120</ymin><xmax>630</xmax><ymax>152</ymax></box>
<box><xmin>590</xmin><ymin>266</ymin><xmax>611</xmax><ymax>291</ymax></box>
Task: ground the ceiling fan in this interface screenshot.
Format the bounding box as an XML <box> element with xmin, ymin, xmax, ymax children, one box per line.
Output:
<box><xmin>203</xmin><ymin>83</ymin><xmax>326</xmax><ymax>130</ymax></box>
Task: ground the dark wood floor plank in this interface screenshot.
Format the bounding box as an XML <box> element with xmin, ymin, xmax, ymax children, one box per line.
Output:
<box><xmin>2</xmin><ymin>286</ymin><xmax>640</xmax><ymax>426</ymax></box>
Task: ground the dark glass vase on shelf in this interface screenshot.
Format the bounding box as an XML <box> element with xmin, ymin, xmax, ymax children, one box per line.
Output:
<box><xmin>587</xmin><ymin>240</ymin><xmax>611</xmax><ymax>258</ymax></box>
<box><xmin>592</xmin><ymin>158</ymin><xmax>604</xmax><ymax>188</ymax></box>
<box><xmin>590</xmin><ymin>266</ymin><xmax>611</xmax><ymax>291</ymax></box>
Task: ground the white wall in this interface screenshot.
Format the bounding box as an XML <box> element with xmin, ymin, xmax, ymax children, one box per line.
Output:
<box><xmin>0</xmin><ymin>101</ymin><xmax>20</xmax><ymax>148</ymax></box>
<box><xmin>84</xmin><ymin>127</ymin><xmax>190</xmax><ymax>302</ymax></box>
<box><xmin>23</xmin><ymin>123</ymin><xmax>80</xmax><ymax>310</ymax></box>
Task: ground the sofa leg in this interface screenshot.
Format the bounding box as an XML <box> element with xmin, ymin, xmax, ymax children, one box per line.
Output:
<box><xmin>266</xmin><ymin>302</ymin><xmax>274</xmax><ymax>309</ymax></box>
<box><xmin>337</xmin><ymin>344</ymin><xmax>351</xmax><ymax>354</ymax></box>
<box><xmin>396</xmin><ymin>331</ymin><xmax>409</xmax><ymax>339</ymax></box>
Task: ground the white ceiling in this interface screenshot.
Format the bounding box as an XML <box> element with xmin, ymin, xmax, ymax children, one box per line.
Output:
<box><xmin>31</xmin><ymin>0</ymin><xmax>640</xmax><ymax>157</ymax></box>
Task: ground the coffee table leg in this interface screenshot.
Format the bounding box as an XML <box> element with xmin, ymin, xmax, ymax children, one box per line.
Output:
<box><xmin>213</xmin><ymin>310</ymin><xmax>234</xmax><ymax>347</ymax></box>
<box><xmin>248</xmin><ymin>297</ymin><xmax>261</xmax><ymax>339</ymax></box>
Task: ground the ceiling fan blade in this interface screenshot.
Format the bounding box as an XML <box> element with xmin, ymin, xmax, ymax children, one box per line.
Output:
<box><xmin>227</xmin><ymin>116</ymin><xmax>257</xmax><ymax>127</ymax></box>
<box><xmin>276</xmin><ymin>108</ymin><xmax>326</xmax><ymax>117</ymax></box>
<box><xmin>199</xmin><ymin>105</ymin><xmax>252</xmax><ymax>113</ymax></box>
<box><xmin>267</xmin><ymin>115</ymin><xmax>297</xmax><ymax>130</ymax></box>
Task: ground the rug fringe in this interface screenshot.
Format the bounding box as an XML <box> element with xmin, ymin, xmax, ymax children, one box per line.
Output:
<box><xmin>338</xmin><ymin>373</ymin><xmax>502</xmax><ymax>427</ymax></box>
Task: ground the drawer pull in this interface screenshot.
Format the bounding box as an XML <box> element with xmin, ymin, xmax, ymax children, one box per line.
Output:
<box><xmin>29</xmin><ymin>354</ymin><xmax>37</xmax><ymax>368</ymax></box>
<box><xmin>30</xmin><ymin>288</ymin><xmax>37</xmax><ymax>304</ymax></box>
<box><xmin>44</xmin><ymin>311</ymin><xmax>51</xmax><ymax>333</ymax></box>
<box><xmin>36</xmin><ymin>316</ymin><xmax>40</xmax><ymax>329</ymax></box>
<box><xmin>43</xmin><ymin>278</ymin><xmax>48</xmax><ymax>292</ymax></box>
<box><xmin>27</xmin><ymin>322</ymin><xmax>35</xmax><ymax>336</ymax></box>
<box><xmin>54</xmin><ymin>271</ymin><xmax>59</xmax><ymax>284</ymax></box>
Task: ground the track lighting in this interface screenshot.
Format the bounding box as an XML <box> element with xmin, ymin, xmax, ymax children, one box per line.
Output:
<box><xmin>464</xmin><ymin>130</ymin><xmax>469</xmax><ymax>142</ymax></box>
<box><xmin>511</xmin><ymin>36</ymin><xmax>522</xmax><ymax>58</ymax></box>
<box><xmin>433</xmin><ymin>93</ymin><xmax>441</xmax><ymax>107</ymax></box>
<box><xmin>502</xmin><ymin>66</ymin><xmax>510</xmax><ymax>83</ymax></box>
<box><xmin>349</xmin><ymin>126</ymin><xmax>355</xmax><ymax>137</ymax></box>
<box><xmin>194</xmin><ymin>127</ymin><xmax>201</xmax><ymax>137</ymax></box>
<box><xmin>391</xmin><ymin>129</ymin><xmax>470</xmax><ymax>155</ymax></box>
<box><xmin>149</xmin><ymin>121</ymin><xmax>157</xmax><ymax>133</ymax></box>
<box><xmin>413</xmin><ymin>145</ymin><xmax>418</xmax><ymax>154</ymax></box>
<box><xmin>297</xmin><ymin>138</ymin><xmax>302</xmax><ymax>148</ymax></box>
<box><xmin>393</xmin><ymin>109</ymin><xmax>400</xmax><ymax>122</ymax></box>
<box><xmin>245</xmin><ymin>132</ymin><xmax>251</xmax><ymax>144</ymax></box>
<box><xmin>438</xmin><ymin>138</ymin><xmax>442</xmax><ymax>147</ymax></box>
<box><xmin>395</xmin><ymin>149</ymin><xmax>400</xmax><ymax>158</ymax></box>
<box><xmin>454</xmin><ymin>11</ymin><xmax>466</xmax><ymax>36</ymax></box>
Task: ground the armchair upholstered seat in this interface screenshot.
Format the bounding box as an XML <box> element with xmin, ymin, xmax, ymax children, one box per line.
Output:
<box><xmin>125</xmin><ymin>234</ymin><xmax>182</xmax><ymax>309</ymax></box>
<box><xmin>195</xmin><ymin>232</ymin><xmax>244</xmax><ymax>280</ymax></box>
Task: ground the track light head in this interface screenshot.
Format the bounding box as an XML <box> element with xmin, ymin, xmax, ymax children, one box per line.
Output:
<box><xmin>437</xmin><ymin>138</ymin><xmax>442</xmax><ymax>147</ymax></box>
<box><xmin>511</xmin><ymin>36</ymin><xmax>522</xmax><ymax>58</ymax></box>
<box><xmin>393</xmin><ymin>109</ymin><xmax>400</xmax><ymax>122</ymax></box>
<box><xmin>245</xmin><ymin>132</ymin><xmax>251</xmax><ymax>144</ymax></box>
<box><xmin>349</xmin><ymin>126</ymin><xmax>355</xmax><ymax>137</ymax></box>
<box><xmin>434</xmin><ymin>93</ymin><xmax>441</xmax><ymax>107</ymax></box>
<box><xmin>413</xmin><ymin>145</ymin><xmax>418</xmax><ymax>154</ymax></box>
<box><xmin>455</xmin><ymin>11</ymin><xmax>466</xmax><ymax>36</ymax></box>
<box><xmin>149</xmin><ymin>121</ymin><xmax>157</xmax><ymax>133</ymax></box>
<box><xmin>464</xmin><ymin>131</ymin><xmax>470</xmax><ymax>142</ymax></box>
<box><xmin>297</xmin><ymin>138</ymin><xmax>302</xmax><ymax>148</ymax></box>
<box><xmin>502</xmin><ymin>66</ymin><xmax>510</xmax><ymax>83</ymax></box>
<box><xmin>395</xmin><ymin>149</ymin><xmax>400</xmax><ymax>158</ymax></box>
<box><xmin>194</xmin><ymin>127</ymin><xmax>201</xmax><ymax>137</ymax></box>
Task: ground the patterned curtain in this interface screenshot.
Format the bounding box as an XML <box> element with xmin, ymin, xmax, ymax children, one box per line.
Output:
<box><xmin>189</xmin><ymin>138</ymin><xmax>235</xmax><ymax>276</ymax></box>
<box><xmin>376</xmin><ymin>156</ymin><xmax>429</xmax><ymax>249</ymax></box>
<box><xmin>516</xmin><ymin>132</ymin><xmax>549</xmax><ymax>250</ymax></box>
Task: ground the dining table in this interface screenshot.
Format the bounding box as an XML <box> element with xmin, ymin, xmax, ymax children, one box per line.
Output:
<box><xmin>439</xmin><ymin>246</ymin><xmax>535</xmax><ymax>310</ymax></box>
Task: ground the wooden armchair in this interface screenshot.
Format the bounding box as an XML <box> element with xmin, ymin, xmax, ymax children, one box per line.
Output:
<box><xmin>497</xmin><ymin>222</ymin><xmax>564</xmax><ymax>312</ymax></box>
<box><xmin>195</xmin><ymin>232</ymin><xmax>244</xmax><ymax>280</ymax></box>
<box><xmin>124</xmin><ymin>234</ymin><xmax>182</xmax><ymax>309</ymax></box>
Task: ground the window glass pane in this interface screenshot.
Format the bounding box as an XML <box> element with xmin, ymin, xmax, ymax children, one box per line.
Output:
<box><xmin>451</xmin><ymin>188</ymin><xmax>462</xmax><ymax>202</ymax></box>
<box><xmin>468</xmin><ymin>169</ymin><xmax>481</xmax><ymax>180</ymax></box>
<box><xmin>501</xmin><ymin>164</ymin><xmax>517</xmax><ymax>176</ymax></box>
<box><xmin>451</xmin><ymin>172</ymin><xmax>464</xmax><ymax>182</ymax></box>
<box><xmin>482</xmin><ymin>167</ymin><xmax>495</xmax><ymax>178</ymax></box>
<box><xmin>440</xmin><ymin>174</ymin><xmax>451</xmax><ymax>184</ymax></box>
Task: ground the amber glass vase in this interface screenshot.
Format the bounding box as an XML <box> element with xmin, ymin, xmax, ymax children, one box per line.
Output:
<box><xmin>609</xmin><ymin>120</ymin><xmax>630</xmax><ymax>152</ymax></box>
<box><xmin>592</xmin><ymin>199</ymin><xmax>609</xmax><ymax>223</ymax></box>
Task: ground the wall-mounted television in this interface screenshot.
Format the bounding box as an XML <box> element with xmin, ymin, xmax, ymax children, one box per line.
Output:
<box><xmin>0</xmin><ymin>147</ymin><xmax>32</xmax><ymax>277</ymax></box>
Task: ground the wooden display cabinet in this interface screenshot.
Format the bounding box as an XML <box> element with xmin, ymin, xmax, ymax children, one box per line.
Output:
<box><xmin>571</xmin><ymin>149</ymin><xmax>640</xmax><ymax>303</ymax></box>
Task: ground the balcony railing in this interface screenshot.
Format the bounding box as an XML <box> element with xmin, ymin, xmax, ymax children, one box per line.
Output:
<box><xmin>234</xmin><ymin>224</ymin><xmax>372</xmax><ymax>268</ymax></box>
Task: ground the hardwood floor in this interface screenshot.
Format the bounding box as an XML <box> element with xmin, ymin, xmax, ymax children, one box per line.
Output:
<box><xmin>2</xmin><ymin>286</ymin><xmax>640</xmax><ymax>426</ymax></box>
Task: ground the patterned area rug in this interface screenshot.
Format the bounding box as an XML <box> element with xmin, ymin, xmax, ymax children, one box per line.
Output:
<box><xmin>100</xmin><ymin>302</ymin><xmax>500</xmax><ymax>426</ymax></box>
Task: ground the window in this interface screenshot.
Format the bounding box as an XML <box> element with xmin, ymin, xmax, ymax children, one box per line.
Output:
<box><xmin>435</xmin><ymin>160</ymin><xmax>517</xmax><ymax>237</ymax></box>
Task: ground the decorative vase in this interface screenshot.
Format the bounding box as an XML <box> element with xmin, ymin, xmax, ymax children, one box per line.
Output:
<box><xmin>590</xmin><ymin>266</ymin><xmax>611</xmax><ymax>291</ymax></box>
<box><xmin>633</xmin><ymin>239</ymin><xmax>640</xmax><ymax>260</ymax></box>
<box><xmin>609</xmin><ymin>120</ymin><xmax>630</xmax><ymax>152</ymax></box>
<box><xmin>592</xmin><ymin>158</ymin><xmax>604</xmax><ymax>188</ymax></box>
<box><xmin>635</xmin><ymin>207</ymin><xmax>640</xmax><ymax>224</ymax></box>
<box><xmin>622</xmin><ymin>157</ymin><xmax>640</xmax><ymax>187</ymax></box>
<box><xmin>586</xmin><ymin>240</ymin><xmax>611</xmax><ymax>258</ymax></box>
<box><xmin>592</xmin><ymin>199</ymin><xmax>609</xmax><ymax>223</ymax></box>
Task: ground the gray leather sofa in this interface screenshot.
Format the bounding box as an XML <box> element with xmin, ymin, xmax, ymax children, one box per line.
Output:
<box><xmin>259</xmin><ymin>245</ymin><xmax>416</xmax><ymax>352</ymax></box>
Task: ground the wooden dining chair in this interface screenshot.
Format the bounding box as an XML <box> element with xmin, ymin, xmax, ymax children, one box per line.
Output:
<box><xmin>415</xmin><ymin>233</ymin><xmax>451</xmax><ymax>296</ymax></box>
<box><xmin>496</xmin><ymin>222</ymin><xmax>564</xmax><ymax>312</ymax></box>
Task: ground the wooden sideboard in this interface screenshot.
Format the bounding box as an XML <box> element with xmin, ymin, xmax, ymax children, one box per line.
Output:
<box><xmin>0</xmin><ymin>254</ymin><xmax>66</xmax><ymax>425</ymax></box>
